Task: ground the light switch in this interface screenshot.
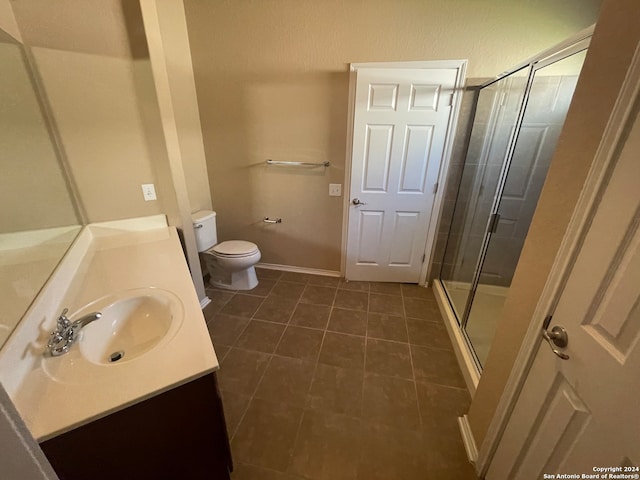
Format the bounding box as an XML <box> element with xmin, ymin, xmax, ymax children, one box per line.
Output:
<box><xmin>329</xmin><ymin>184</ymin><xmax>342</xmax><ymax>197</ymax></box>
<box><xmin>141</xmin><ymin>183</ymin><xmax>157</xmax><ymax>201</ymax></box>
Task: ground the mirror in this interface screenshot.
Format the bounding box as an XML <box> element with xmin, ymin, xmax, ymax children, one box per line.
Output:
<box><xmin>0</xmin><ymin>28</ymin><xmax>81</xmax><ymax>347</ymax></box>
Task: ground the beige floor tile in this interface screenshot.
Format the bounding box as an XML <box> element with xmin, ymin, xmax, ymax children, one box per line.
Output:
<box><xmin>255</xmin><ymin>268</ymin><xmax>283</xmax><ymax>280</ymax></box>
<box><xmin>254</xmin><ymin>295</ymin><xmax>298</xmax><ymax>323</ymax></box>
<box><xmin>208</xmin><ymin>314</ymin><xmax>250</xmax><ymax>346</ymax></box>
<box><xmin>218</xmin><ymin>278</ymin><xmax>476</xmax><ymax>478</ymax></box>
<box><xmin>403</xmin><ymin>296</ymin><xmax>441</xmax><ymax>320</ymax></box>
<box><xmin>246</xmin><ymin>278</ymin><xmax>277</xmax><ymax>297</ymax></box>
<box><xmin>290</xmin><ymin>303</ymin><xmax>331</xmax><ymax>330</ymax></box>
<box><xmin>271</xmin><ymin>281</ymin><xmax>306</xmax><ymax>300</ymax></box>
<box><xmin>338</xmin><ymin>280</ymin><xmax>370</xmax><ymax>292</ymax></box>
<box><xmin>411</xmin><ymin>345</ymin><xmax>466</xmax><ymax>389</ymax></box>
<box><xmin>220</xmin><ymin>294</ymin><xmax>265</xmax><ymax>318</ymax></box>
<box><xmin>334</xmin><ymin>290</ymin><xmax>368</xmax><ymax>311</ymax></box>
<box><xmin>300</xmin><ymin>285</ymin><xmax>337</xmax><ymax>306</ymax></box>
<box><xmin>400</xmin><ymin>283</ymin><xmax>434</xmax><ymax>300</ymax></box>
<box><xmin>416</xmin><ymin>381</ymin><xmax>470</xmax><ymax>435</ymax></box>
<box><xmin>365</xmin><ymin>338</ymin><xmax>413</xmax><ymax>380</ymax></box>
<box><xmin>367</xmin><ymin>313</ymin><xmax>408</xmax><ymax>343</ymax></box>
<box><xmin>217</xmin><ymin>348</ymin><xmax>270</xmax><ymax>395</ymax></box>
<box><xmin>308</xmin><ymin>275</ymin><xmax>340</xmax><ymax>287</ymax></box>
<box><xmin>361</xmin><ymin>374</ymin><xmax>420</xmax><ymax>430</ymax></box>
<box><xmin>423</xmin><ymin>430</ymin><xmax>479</xmax><ymax>479</ymax></box>
<box><xmin>307</xmin><ymin>364</ymin><xmax>364</xmax><ymax>417</ymax></box>
<box><xmin>288</xmin><ymin>410</ymin><xmax>362</xmax><ymax>480</ymax></box>
<box><xmin>406</xmin><ymin>317</ymin><xmax>452</xmax><ymax>349</ymax></box>
<box><xmin>235</xmin><ymin>320</ymin><xmax>286</xmax><ymax>353</ymax></box>
<box><xmin>280</xmin><ymin>272</ymin><xmax>314</xmax><ymax>284</ymax></box>
<box><xmin>369</xmin><ymin>282</ymin><xmax>402</xmax><ymax>296</ymax></box>
<box><xmin>357</xmin><ymin>422</ymin><xmax>428</xmax><ymax>480</ymax></box>
<box><xmin>232</xmin><ymin>398</ymin><xmax>304</xmax><ymax>471</ymax></box>
<box><xmin>204</xmin><ymin>290</ymin><xmax>235</xmax><ymax>316</ymax></box>
<box><xmin>276</xmin><ymin>326</ymin><xmax>324</xmax><ymax>361</ymax></box>
<box><xmin>369</xmin><ymin>293</ymin><xmax>404</xmax><ymax>316</ymax></box>
<box><xmin>254</xmin><ymin>356</ymin><xmax>315</xmax><ymax>407</ymax></box>
<box><xmin>327</xmin><ymin>308</ymin><xmax>367</xmax><ymax>336</ymax></box>
<box><xmin>214</xmin><ymin>344</ymin><xmax>231</xmax><ymax>361</ymax></box>
<box><xmin>220</xmin><ymin>390</ymin><xmax>251</xmax><ymax>437</ymax></box>
<box><xmin>319</xmin><ymin>332</ymin><xmax>365</xmax><ymax>370</ymax></box>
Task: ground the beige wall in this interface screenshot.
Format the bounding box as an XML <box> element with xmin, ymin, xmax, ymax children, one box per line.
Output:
<box><xmin>0</xmin><ymin>0</ymin><xmax>20</xmax><ymax>42</ymax></box>
<box><xmin>31</xmin><ymin>47</ymin><xmax>165</xmax><ymax>222</ymax></box>
<box><xmin>183</xmin><ymin>0</ymin><xmax>601</xmax><ymax>271</ymax></box>
<box><xmin>467</xmin><ymin>0</ymin><xmax>640</xmax><ymax>446</ymax></box>
<box><xmin>139</xmin><ymin>0</ymin><xmax>210</xmax><ymax>302</ymax></box>
<box><xmin>0</xmin><ymin>41</ymin><xmax>77</xmax><ymax>232</ymax></box>
<box><xmin>143</xmin><ymin>0</ymin><xmax>211</xmax><ymax>214</ymax></box>
<box><xmin>9</xmin><ymin>0</ymin><xmax>182</xmax><ymax>223</ymax></box>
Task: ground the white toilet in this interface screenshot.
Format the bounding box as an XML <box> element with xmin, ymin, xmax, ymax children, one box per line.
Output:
<box><xmin>192</xmin><ymin>210</ymin><xmax>261</xmax><ymax>291</ymax></box>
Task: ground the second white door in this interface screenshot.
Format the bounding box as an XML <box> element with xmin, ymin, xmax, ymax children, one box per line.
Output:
<box><xmin>346</xmin><ymin>66</ymin><xmax>460</xmax><ymax>282</ymax></box>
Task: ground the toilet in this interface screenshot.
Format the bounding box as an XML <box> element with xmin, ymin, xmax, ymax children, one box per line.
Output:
<box><xmin>192</xmin><ymin>210</ymin><xmax>261</xmax><ymax>291</ymax></box>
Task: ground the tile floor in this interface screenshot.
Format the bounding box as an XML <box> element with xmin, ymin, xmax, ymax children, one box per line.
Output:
<box><xmin>204</xmin><ymin>268</ymin><xmax>478</xmax><ymax>480</ymax></box>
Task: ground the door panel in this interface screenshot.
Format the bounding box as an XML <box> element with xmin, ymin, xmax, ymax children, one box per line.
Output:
<box><xmin>389</xmin><ymin>211</ymin><xmax>421</xmax><ymax>265</ymax></box>
<box><xmin>355</xmin><ymin>210</ymin><xmax>385</xmax><ymax>265</ymax></box>
<box><xmin>346</xmin><ymin>67</ymin><xmax>459</xmax><ymax>282</ymax></box>
<box><xmin>488</xmin><ymin>91</ymin><xmax>640</xmax><ymax>478</ymax></box>
<box><xmin>399</xmin><ymin>125</ymin><xmax>433</xmax><ymax>193</ymax></box>
<box><xmin>363</xmin><ymin>125</ymin><xmax>393</xmax><ymax>191</ymax></box>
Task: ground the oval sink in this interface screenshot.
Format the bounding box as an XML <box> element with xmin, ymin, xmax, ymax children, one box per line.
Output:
<box><xmin>74</xmin><ymin>288</ymin><xmax>183</xmax><ymax>365</ymax></box>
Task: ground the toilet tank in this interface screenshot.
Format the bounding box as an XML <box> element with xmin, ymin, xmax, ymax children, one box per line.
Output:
<box><xmin>191</xmin><ymin>210</ymin><xmax>217</xmax><ymax>252</ymax></box>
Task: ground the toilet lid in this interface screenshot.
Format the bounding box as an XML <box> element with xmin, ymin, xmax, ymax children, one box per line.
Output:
<box><xmin>212</xmin><ymin>240</ymin><xmax>258</xmax><ymax>256</ymax></box>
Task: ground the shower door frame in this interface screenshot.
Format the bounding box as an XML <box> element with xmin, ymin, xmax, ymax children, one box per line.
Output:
<box><xmin>439</xmin><ymin>28</ymin><xmax>594</xmax><ymax>372</ymax></box>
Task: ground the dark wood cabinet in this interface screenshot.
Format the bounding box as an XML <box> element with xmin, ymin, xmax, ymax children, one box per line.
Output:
<box><xmin>40</xmin><ymin>372</ymin><xmax>232</xmax><ymax>480</ymax></box>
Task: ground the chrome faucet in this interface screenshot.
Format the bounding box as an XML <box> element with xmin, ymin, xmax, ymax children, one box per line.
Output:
<box><xmin>47</xmin><ymin>308</ymin><xmax>102</xmax><ymax>356</ymax></box>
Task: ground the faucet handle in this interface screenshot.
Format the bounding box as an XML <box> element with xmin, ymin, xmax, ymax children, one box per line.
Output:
<box><xmin>57</xmin><ymin>308</ymin><xmax>71</xmax><ymax>330</ymax></box>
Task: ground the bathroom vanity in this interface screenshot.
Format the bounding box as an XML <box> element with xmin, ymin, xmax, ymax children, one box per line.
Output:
<box><xmin>0</xmin><ymin>216</ymin><xmax>231</xmax><ymax>479</ymax></box>
<box><xmin>40</xmin><ymin>373</ymin><xmax>232</xmax><ymax>479</ymax></box>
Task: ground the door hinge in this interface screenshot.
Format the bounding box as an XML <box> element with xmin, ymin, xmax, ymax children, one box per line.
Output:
<box><xmin>433</xmin><ymin>182</ymin><xmax>439</xmax><ymax>194</ymax></box>
<box><xmin>448</xmin><ymin>94</ymin><xmax>454</xmax><ymax>106</ymax></box>
<box><xmin>422</xmin><ymin>253</ymin><xmax>426</xmax><ymax>263</ymax></box>
<box><xmin>488</xmin><ymin>213</ymin><xmax>501</xmax><ymax>233</ymax></box>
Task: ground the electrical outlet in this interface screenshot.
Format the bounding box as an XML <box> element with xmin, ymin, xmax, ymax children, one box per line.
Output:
<box><xmin>329</xmin><ymin>183</ymin><xmax>342</xmax><ymax>197</ymax></box>
<box><xmin>141</xmin><ymin>183</ymin><xmax>157</xmax><ymax>201</ymax></box>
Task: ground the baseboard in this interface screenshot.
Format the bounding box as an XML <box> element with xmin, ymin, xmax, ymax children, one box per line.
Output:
<box><xmin>199</xmin><ymin>296</ymin><xmax>212</xmax><ymax>310</ymax></box>
<box><xmin>433</xmin><ymin>280</ymin><xmax>480</xmax><ymax>394</ymax></box>
<box><xmin>458</xmin><ymin>415</ymin><xmax>479</xmax><ymax>464</ymax></box>
<box><xmin>257</xmin><ymin>262</ymin><xmax>341</xmax><ymax>278</ymax></box>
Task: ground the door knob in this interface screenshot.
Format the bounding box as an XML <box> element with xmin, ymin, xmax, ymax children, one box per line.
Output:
<box><xmin>541</xmin><ymin>325</ymin><xmax>569</xmax><ymax>360</ymax></box>
<box><xmin>352</xmin><ymin>198</ymin><xmax>367</xmax><ymax>206</ymax></box>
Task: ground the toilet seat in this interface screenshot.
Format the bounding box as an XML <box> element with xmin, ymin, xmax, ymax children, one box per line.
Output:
<box><xmin>210</xmin><ymin>240</ymin><xmax>258</xmax><ymax>257</ymax></box>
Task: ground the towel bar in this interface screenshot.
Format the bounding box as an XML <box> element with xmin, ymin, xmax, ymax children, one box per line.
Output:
<box><xmin>266</xmin><ymin>159</ymin><xmax>330</xmax><ymax>167</ymax></box>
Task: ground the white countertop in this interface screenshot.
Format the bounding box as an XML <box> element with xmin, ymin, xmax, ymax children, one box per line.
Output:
<box><xmin>0</xmin><ymin>218</ymin><xmax>218</xmax><ymax>442</ymax></box>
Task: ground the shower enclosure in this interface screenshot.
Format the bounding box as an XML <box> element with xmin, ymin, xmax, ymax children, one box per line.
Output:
<box><xmin>437</xmin><ymin>31</ymin><xmax>591</xmax><ymax>371</ymax></box>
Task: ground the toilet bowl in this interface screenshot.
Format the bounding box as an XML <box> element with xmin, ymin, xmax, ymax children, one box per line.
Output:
<box><xmin>192</xmin><ymin>211</ymin><xmax>261</xmax><ymax>291</ymax></box>
<box><xmin>203</xmin><ymin>240</ymin><xmax>261</xmax><ymax>290</ymax></box>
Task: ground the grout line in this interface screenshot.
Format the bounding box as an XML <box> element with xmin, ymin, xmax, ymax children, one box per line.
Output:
<box><xmin>222</xmin><ymin>275</ymin><xmax>304</xmax><ymax>441</ymax></box>
<box><xmin>359</xmin><ymin>283</ymin><xmax>371</xmax><ymax>419</ymax></box>
<box><xmin>403</xmin><ymin>285</ymin><xmax>424</xmax><ymax>429</ymax></box>
<box><xmin>282</xmin><ymin>281</ymin><xmax>340</xmax><ymax>473</ymax></box>
<box><xmin>221</xmin><ymin>289</ymin><xmax>272</xmax><ymax>442</ymax></box>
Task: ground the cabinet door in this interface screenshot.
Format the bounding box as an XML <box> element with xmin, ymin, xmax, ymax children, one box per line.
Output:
<box><xmin>41</xmin><ymin>373</ymin><xmax>232</xmax><ymax>480</ymax></box>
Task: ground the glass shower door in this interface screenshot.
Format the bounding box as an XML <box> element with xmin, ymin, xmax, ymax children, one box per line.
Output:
<box><xmin>440</xmin><ymin>68</ymin><xmax>529</xmax><ymax>321</ymax></box>
<box><xmin>465</xmin><ymin>49</ymin><xmax>588</xmax><ymax>365</ymax></box>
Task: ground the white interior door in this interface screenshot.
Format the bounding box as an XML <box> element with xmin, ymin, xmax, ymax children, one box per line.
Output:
<box><xmin>346</xmin><ymin>66</ymin><xmax>459</xmax><ymax>282</ymax></box>
<box><xmin>487</xmin><ymin>91</ymin><xmax>640</xmax><ymax>478</ymax></box>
